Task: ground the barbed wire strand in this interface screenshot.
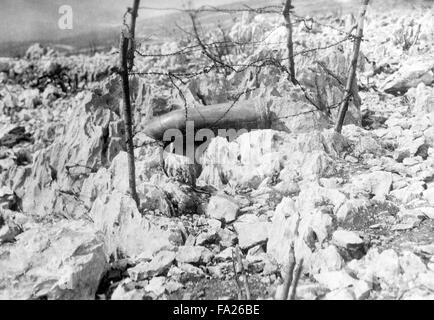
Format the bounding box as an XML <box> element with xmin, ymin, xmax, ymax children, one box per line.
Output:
<box><xmin>128</xmin><ymin>5</ymin><xmax>362</xmax><ymax>129</ymax></box>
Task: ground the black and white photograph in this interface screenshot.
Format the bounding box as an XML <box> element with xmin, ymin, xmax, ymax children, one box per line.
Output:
<box><xmin>0</xmin><ymin>0</ymin><xmax>434</xmax><ymax>305</ymax></box>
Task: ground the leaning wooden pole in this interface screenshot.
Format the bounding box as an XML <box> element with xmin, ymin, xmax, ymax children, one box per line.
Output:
<box><xmin>235</xmin><ymin>245</ymin><xmax>251</xmax><ymax>300</ymax></box>
<box><xmin>275</xmin><ymin>245</ymin><xmax>296</xmax><ymax>300</ymax></box>
<box><xmin>119</xmin><ymin>32</ymin><xmax>139</xmax><ymax>206</ymax></box>
<box><xmin>127</xmin><ymin>0</ymin><xmax>140</xmax><ymax>71</ymax></box>
<box><xmin>283</xmin><ymin>0</ymin><xmax>296</xmax><ymax>85</ymax></box>
<box><xmin>334</xmin><ymin>0</ymin><xmax>370</xmax><ymax>133</ymax></box>
<box><xmin>289</xmin><ymin>258</ymin><xmax>303</xmax><ymax>300</ymax></box>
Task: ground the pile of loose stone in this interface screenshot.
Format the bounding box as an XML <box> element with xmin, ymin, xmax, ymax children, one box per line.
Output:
<box><xmin>1</xmin><ymin>5</ymin><xmax>434</xmax><ymax>300</ymax></box>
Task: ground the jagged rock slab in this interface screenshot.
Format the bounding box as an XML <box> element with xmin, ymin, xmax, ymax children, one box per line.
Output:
<box><xmin>90</xmin><ymin>191</ymin><xmax>184</xmax><ymax>258</ymax></box>
<box><xmin>0</xmin><ymin>220</ymin><xmax>107</xmax><ymax>300</ymax></box>
<box><xmin>381</xmin><ymin>56</ymin><xmax>434</xmax><ymax>94</ymax></box>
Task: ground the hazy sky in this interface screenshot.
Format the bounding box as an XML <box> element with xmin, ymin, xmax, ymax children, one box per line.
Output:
<box><xmin>0</xmin><ymin>0</ymin><xmax>241</xmax><ymax>43</ymax></box>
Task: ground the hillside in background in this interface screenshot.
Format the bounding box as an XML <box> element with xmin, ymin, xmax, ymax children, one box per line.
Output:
<box><xmin>0</xmin><ymin>0</ymin><xmax>243</xmax><ymax>57</ymax></box>
<box><xmin>2</xmin><ymin>0</ymin><xmax>431</xmax><ymax>57</ymax></box>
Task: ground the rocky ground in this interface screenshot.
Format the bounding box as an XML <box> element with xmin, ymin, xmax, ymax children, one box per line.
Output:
<box><xmin>1</xmin><ymin>2</ymin><xmax>434</xmax><ymax>300</ymax></box>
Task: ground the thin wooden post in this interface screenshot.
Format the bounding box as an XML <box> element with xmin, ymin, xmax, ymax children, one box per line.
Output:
<box><xmin>283</xmin><ymin>0</ymin><xmax>296</xmax><ymax>85</ymax></box>
<box><xmin>334</xmin><ymin>0</ymin><xmax>370</xmax><ymax>133</ymax></box>
<box><xmin>127</xmin><ymin>0</ymin><xmax>140</xmax><ymax>71</ymax></box>
<box><xmin>119</xmin><ymin>32</ymin><xmax>139</xmax><ymax>206</ymax></box>
<box><xmin>275</xmin><ymin>245</ymin><xmax>296</xmax><ymax>300</ymax></box>
<box><xmin>235</xmin><ymin>245</ymin><xmax>251</xmax><ymax>300</ymax></box>
<box><xmin>289</xmin><ymin>259</ymin><xmax>303</xmax><ymax>300</ymax></box>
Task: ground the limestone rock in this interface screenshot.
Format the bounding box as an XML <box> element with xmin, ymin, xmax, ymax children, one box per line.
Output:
<box><xmin>90</xmin><ymin>192</ymin><xmax>183</xmax><ymax>258</ymax></box>
<box><xmin>25</xmin><ymin>43</ymin><xmax>46</xmax><ymax>60</ymax></box>
<box><xmin>367</xmin><ymin>249</ymin><xmax>401</xmax><ymax>285</ymax></box>
<box><xmin>314</xmin><ymin>270</ymin><xmax>358</xmax><ymax>291</ymax></box>
<box><xmin>297</xmin><ymin>182</ymin><xmax>347</xmax><ymax>216</ymax></box>
<box><xmin>234</xmin><ymin>217</ymin><xmax>270</xmax><ymax>250</ymax></box>
<box><xmin>352</xmin><ymin>171</ymin><xmax>393</xmax><ymax>200</ymax></box>
<box><xmin>400</xmin><ymin>251</ymin><xmax>427</xmax><ymax>282</ymax></box>
<box><xmin>408</xmin><ymin>83</ymin><xmax>434</xmax><ymax>114</ymax></box>
<box><xmin>310</xmin><ymin>245</ymin><xmax>344</xmax><ymax>274</ymax></box>
<box><xmin>0</xmin><ymin>58</ymin><xmax>11</xmax><ymax>73</ymax></box>
<box><xmin>300</xmin><ymin>47</ymin><xmax>363</xmax><ymax>126</ymax></box>
<box><xmin>0</xmin><ymin>125</ymin><xmax>33</xmax><ymax>148</ymax></box>
<box><xmin>323</xmin><ymin>288</ymin><xmax>356</xmax><ymax>300</ymax></box>
<box><xmin>22</xmin><ymin>89</ymin><xmax>122</xmax><ymax>216</ymax></box>
<box><xmin>215</xmin><ymin>247</ymin><xmax>234</xmax><ymax>262</ymax></box>
<box><xmin>198</xmin><ymin>130</ymin><xmax>345</xmax><ymax>190</ymax></box>
<box><xmin>127</xmin><ymin>250</ymin><xmax>176</xmax><ymax>281</ymax></box>
<box><xmin>168</xmin><ymin>263</ymin><xmax>205</xmax><ymax>283</ymax></box>
<box><xmin>381</xmin><ymin>55</ymin><xmax>434</xmax><ymax>94</ymax></box>
<box><xmin>206</xmin><ymin>194</ymin><xmax>240</xmax><ymax>223</ymax></box>
<box><xmin>336</xmin><ymin>198</ymin><xmax>370</xmax><ymax>224</ymax></box>
<box><xmin>343</xmin><ymin>125</ymin><xmax>384</xmax><ymax>157</ymax></box>
<box><xmin>175</xmin><ymin>246</ymin><xmax>214</xmax><ymax>265</ymax></box>
<box><xmin>395</xmin><ymin>136</ymin><xmax>428</xmax><ymax>162</ymax></box>
<box><xmin>295</xmin><ymin>283</ymin><xmax>328</xmax><ymax>300</ymax></box>
<box><xmin>42</xmin><ymin>84</ymin><xmax>61</xmax><ymax>105</ymax></box>
<box><xmin>145</xmin><ymin>277</ymin><xmax>166</xmax><ymax>297</ymax></box>
<box><xmin>0</xmin><ymin>215</ymin><xmax>22</xmax><ymax>244</ymax></box>
<box><xmin>19</xmin><ymin>89</ymin><xmax>41</xmax><ymax>109</ymax></box>
<box><xmin>0</xmin><ymin>220</ymin><xmax>107</xmax><ymax>300</ymax></box>
<box><xmin>111</xmin><ymin>279</ymin><xmax>146</xmax><ymax>300</ymax></box>
<box><xmin>217</xmin><ymin>228</ymin><xmax>237</xmax><ymax>248</ymax></box>
<box><xmin>267</xmin><ymin>92</ymin><xmax>332</xmax><ymax>133</ymax></box>
<box><xmin>308</xmin><ymin>209</ymin><xmax>336</xmax><ymax>245</ymax></box>
<box><xmin>391</xmin><ymin>181</ymin><xmax>425</xmax><ymax>203</ymax></box>
<box><xmin>265</xmin><ymin>200</ymin><xmax>299</xmax><ymax>264</ymax></box>
<box><xmin>332</xmin><ymin>230</ymin><xmax>365</xmax><ymax>258</ymax></box>
<box><xmin>353</xmin><ymin>280</ymin><xmax>371</xmax><ymax>300</ymax></box>
<box><xmin>424</xmin><ymin>186</ymin><xmax>434</xmax><ymax>206</ymax></box>
<box><xmin>332</xmin><ymin>230</ymin><xmax>364</xmax><ymax>248</ymax></box>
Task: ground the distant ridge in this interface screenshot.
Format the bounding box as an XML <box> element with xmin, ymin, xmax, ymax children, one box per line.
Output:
<box><xmin>0</xmin><ymin>0</ymin><xmax>423</xmax><ymax>57</ymax></box>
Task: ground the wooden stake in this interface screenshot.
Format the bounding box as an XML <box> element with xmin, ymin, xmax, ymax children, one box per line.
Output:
<box><xmin>231</xmin><ymin>248</ymin><xmax>244</xmax><ymax>300</ymax></box>
<box><xmin>334</xmin><ymin>0</ymin><xmax>370</xmax><ymax>133</ymax></box>
<box><xmin>127</xmin><ymin>0</ymin><xmax>140</xmax><ymax>71</ymax></box>
<box><xmin>276</xmin><ymin>244</ymin><xmax>296</xmax><ymax>300</ymax></box>
<box><xmin>119</xmin><ymin>32</ymin><xmax>139</xmax><ymax>206</ymax></box>
<box><xmin>283</xmin><ymin>0</ymin><xmax>296</xmax><ymax>85</ymax></box>
<box><xmin>235</xmin><ymin>245</ymin><xmax>251</xmax><ymax>300</ymax></box>
<box><xmin>289</xmin><ymin>258</ymin><xmax>303</xmax><ymax>300</ymax></box>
